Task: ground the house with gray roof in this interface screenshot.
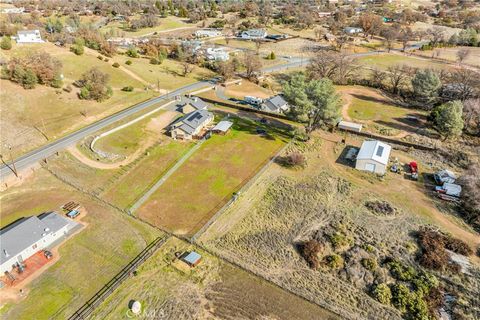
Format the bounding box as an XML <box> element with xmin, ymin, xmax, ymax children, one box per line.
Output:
<box><xmin>179</xmin><ymin>96</ymin><xmax>209</xmax><ymax>114</ymax></box>
<box><xmin>239</xmin><ymin>29</ymin><xmax>267</xmax><ymax>39</ymax></box>
<box><xmin>0</xmin><ymin>212</ymin><xmax>76</xmax><ymax>273</ymax></box>
<box><xmin>170</xmin><ymin>109</ymin><xmax>214</xmax><ymax>140</ymax></box>
<box><xmin>262</xmin><ymin>95</ymin><xmax>289</xmax><ymax>113</ymax></box>
<box><xmin>355</xmin><ymin>140</ymin><xmax>391</xmax><ymax>175</ymax></box>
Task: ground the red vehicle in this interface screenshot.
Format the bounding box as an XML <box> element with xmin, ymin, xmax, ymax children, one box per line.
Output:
<box><xmin>409</xmin><ymin>162</ymin><xmax>418</xmax><ymax>180</ymax></box>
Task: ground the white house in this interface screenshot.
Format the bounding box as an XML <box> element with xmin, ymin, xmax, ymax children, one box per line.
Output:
<box><xmin>16</xmin><ymin>30</ymin><xmax>44</xmax><ymax>43</ymax></box>
<box><xmin>0</xmin><ymin>212</ymin><xmax>74</xmax><ymax>273</ymax></box>
<box><xmin>1</xmin><ymin>7</ymin><xmax>25</xmax><ymax>13</ymax></box>
<box><xmin>344</xmin><ymin>27</ymin><xmax>363</xmax><ymax>34</ymax></box>
<box><xmin>195</xmin><ymin>29</ymin><xmax>222</xmax><ymax>38</ymax></box>
<box><xmin>205</xmin><ymin>47</ymin><xmax>229</xmax><ymax>61</ymax></box>
<box><xmin>239</xmin><ymin>29</ymin><xmax>267</xmax><ymax>39</ymax></box>
<box><xmin>355</xmin><ymin>140</ymin><xmax>392</xmax><ymax>175</ymax></box>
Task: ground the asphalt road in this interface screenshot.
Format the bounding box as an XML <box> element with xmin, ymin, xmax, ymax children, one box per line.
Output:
<box><xmin>0</xmin><ymin>47</ymin><xmax>417</xmax><ymax>178</ymax></box>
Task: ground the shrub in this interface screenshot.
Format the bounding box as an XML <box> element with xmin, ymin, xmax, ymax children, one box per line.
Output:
<box><xmin>388</xmin><ymin>260</ymin><xmax>416</xmax><ymax>281</ymax></box>
<box><xmin>328</xmin><ymin>231</ymin><xmax>350</xmax><ymax>249</ymax></box>
<box><xmin>97</xmin><ymin>55</ymin><xmax>103</xmax><ymax>60</ymax></box>
<box><xmin>324</xmin><ymin>254</ymin><xmax>343</xmax><ymax>269</ymax></box>
<box><xmin>70</xmin><ymin>44</ymin><xmax>84</xmax><ymax>55</ymax></box>
<box><xmin>365</xmin><ymin>200</ymin><xmax>396</xmax><ymax>215</ymax></box>
<box><xmin>112</xmin><ymin>62</ymin><xmax>120</xmax><ymax>68</ymax></box>
<box><xmin>361</xmin><ymin>258</ymin><xmax>377</xmax><ymax>271</ymax></box>
<box><xmin>412</xmin><ymin>271</ymin><xmax>439</xmax><ymax>296</ymax></box>
<box><xmin>104</xmin><ymin>58</ymin><xmax>109</xmax><ymax>62</ymax></box>
<box><xmin>391</xmin><ymin>283</ymin><xmax>410</xmax><ymax>313</ymax></box>
<box><xmin>126</xmin><ymin>46</ymin><xmax>139</xmax><ymax>58</ymax></box>
<box><xmin>372</xmin><ymin>283</ymin><xmax>392</xmax><ymax>305</ymax></box>
<box><xmin>1</xmin><ymin>36</ymin><xmax>12</xmax><ymax>50</ymax></box>
<box><xmin>121</xmin><ymin>86</ymin><xmax>134</xmax><ymax>92</ymax></box>
<box><xmin>125</xmin><ymin>60</ymin><xmax>132</xmax><ymax>65</ymax></box>
<box><xmin>297</xmin><ymin>239</ymin><xmax>323</xmax><ymax>269</ymax></box>
<box><xmin>278</xmin><ymin>152</ymin><xmax>306</xmax><ymax>168</ymax></box>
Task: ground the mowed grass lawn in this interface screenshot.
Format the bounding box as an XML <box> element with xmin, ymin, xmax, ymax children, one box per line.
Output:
<box><xmin>0</xmin><ymin>170</ymin><xmax>161</xmax><ymax>320</ymax></box>
<box><xmin>137</xmin><ymin>116</ymin><xmax>290</xmax><ymax>235</ymax></box>
<box><xmin>103</xmin><ymin>140</ymin><xmax>195</xmax><ymax>209</ymax></box>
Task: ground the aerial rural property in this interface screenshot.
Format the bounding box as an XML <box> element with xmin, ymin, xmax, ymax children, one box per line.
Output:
<box><xmin>0</xmin><ymin>1</ymin><xmax>479</xmax><ymax>320</ymax></box>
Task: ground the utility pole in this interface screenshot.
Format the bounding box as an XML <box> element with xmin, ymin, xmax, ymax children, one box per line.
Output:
<box><xmin>1</xmin><ymin>144</ymin><xmax>18</xmax><ymax>177</ymax></box>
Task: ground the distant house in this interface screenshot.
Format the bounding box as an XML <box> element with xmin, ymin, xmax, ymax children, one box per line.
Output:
<box><xmin>343</xmin><ymin>27</ymin><xmax>363</xmax><ymax>34</ymax></box>
<box><xmin>205</xmin><ymin>47</ymin><xmax>229</xmax><ymax>61</ymax></box>
<box><xmin>355</xmin><ymin>140</ymin><xmax>392</xmax><ymax>175</ymax></box>
<box><xmin>195</xmin><ymin>28</ymin><xmax>222</xmax><ymax>38</ymax></box>
<box><xmin>0</xmin><ymin>212</ymin><xmax>76</xmax><ymax>273</ymax></box>
<box><xmin>179</xmin><ymin>96</ymin><xmax>209</xmax><ymax>114</ymax></box>
<box><xmin>262</xmin><ymin>95</ymin><xmax>289</xmax><ymax>113</ymax></box>
<box><xmin>265</xmin><ymin>34</ymin><xmax>287</xmax><ymax>41</ymax></box>
<box><xmin>211</xmin><ymin>120</ymin><xmax>233</xmax><ymax>135</ymax></box>
<box><xmin>1</xmin><ymin>7</ymin><xmax>25</xmax><ymax>13</ymax></box>
<box><xmin>15</xmin><ymin>30</ymin><xmax>44</xmax><ymax>43</ymax></box>
<box><xmin>170</xmin><ymin>109</ymin><xmax>214</xmax><ymax>140</ymax></box>
<box><xmin>239</xmin><ymin>29</ymin><xmax>267</xmax><ymax>39</ymax></box>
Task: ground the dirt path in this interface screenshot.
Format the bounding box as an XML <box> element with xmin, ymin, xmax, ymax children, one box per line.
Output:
<box><xmin>68</xmin><ymin>111</ymin><xmax>178</xmax><ymax>170</ymax></box>
<box><xmin>338</xmin><ymin>87</ymin><xmax>411</xmax><ymax>140</ymax></box>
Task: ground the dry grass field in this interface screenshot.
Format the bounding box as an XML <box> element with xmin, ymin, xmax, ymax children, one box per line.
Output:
<box><xmin>414</xmin><ymin>46</ymin><xmax>480</xmax><ymax>67</ymax></box>
<box><xmin>137</xmin><ymin>115</ymin><xmax>290</xmax><ymax>236</ymax></box>
<box><xmin>0</xmin><ymin>169</ymin><xmax>161</xmax><ymax>320</ymax></box>
<box><xmin>90</xmin><ymin>237</ymin><xmax>339</xmax><ymax>320</ymax></box>
<box><xmin>199</xmin><ymin>132</ymin><xmax>480</xmax><ymax>319</ymax></box>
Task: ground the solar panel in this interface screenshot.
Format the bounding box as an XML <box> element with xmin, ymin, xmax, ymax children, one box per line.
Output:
<box><xmin>376</xmin><ymin>145</ymin><xmax>384</xmax><ymax>157</ymax></box>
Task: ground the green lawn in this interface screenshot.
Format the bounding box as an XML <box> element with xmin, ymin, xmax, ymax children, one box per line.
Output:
<box><xmin>356</xmin><ymin>53</ymin><xmax>452</xmax><ymax>71</ymax></box>
<box><xmin>138</xmin><ymin>115</ymin><xmax>290</xmax><ymax>235</ymax></box>
<box><xmin>347</xmin><ymin>97</ymin><xmax>414</xmax><ymax>122</ymax></box>
<box><xmin>0</xmin><ymin>170</ymin><xmax>161</xmax><ymax>320</ymax></box>
<box><xmin>103</xmin><ymin>140</ymin><xmax>195</xmax><ymax>209</ymax></box>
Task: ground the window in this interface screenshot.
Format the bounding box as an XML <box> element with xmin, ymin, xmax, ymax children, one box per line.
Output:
<box><xmin>376</xmin><ymin>146</ymin><xmax>384</xmax><ymax>157</ymax></box>
<box><xmin>32</xmin><ymin>244</ymin><xmax>37</xmax><ymax>250</ymax></box>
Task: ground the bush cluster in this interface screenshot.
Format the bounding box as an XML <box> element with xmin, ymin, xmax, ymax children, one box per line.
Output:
<box><xmin>297</xmin><ymin>239</ymin><xmax>323</xmax><ymax>269</ymax></box>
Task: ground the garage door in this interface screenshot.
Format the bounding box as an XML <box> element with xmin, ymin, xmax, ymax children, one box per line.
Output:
<box><xmin>365</xmin><ymin>163</ymin><xmax>376</xmax><ymax>172</ymax></box>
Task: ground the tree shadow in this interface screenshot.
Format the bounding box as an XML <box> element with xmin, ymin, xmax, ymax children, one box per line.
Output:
<box><xmin>350</xmin><ymin>93</ymin><xmax>395</xmax><ymax>106</ymax></box>
<box><xmin>335</xmin><ymin>145</ymin><xmax>358</xmax><ymax>168</ymax></box>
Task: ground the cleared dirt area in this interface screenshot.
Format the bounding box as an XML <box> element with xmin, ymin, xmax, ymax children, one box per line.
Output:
<box><xmin>0</xmin><ymin>169</ymin><xmax>161</xmax><ymax>320</ymax></box>
<box><xmin>91</xmin><ymin>237</ymin><xmax>339</xmax><ymax>320</ymax></box>
<box><xmin>224</xmin><ymin>80</ymin><xmax>273</xmax><ymax>99</ymax></box>
<box><xmin>138</xmin><ymin>115</ymin><xmax>289</xmax><ymax>236</ymax></box>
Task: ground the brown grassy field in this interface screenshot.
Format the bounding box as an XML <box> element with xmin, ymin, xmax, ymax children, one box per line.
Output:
<box><xmin>198</xmin><ymin>132</ymin><xmax>480</xmax><ymax>319</ymax></box>
<box><xmin>137</xmin><ymin>115</ymin><xmax>289</xmax><ymax>236</ymax></box>
<box><xmin>90</xmin><ymin>237</ymin><xmax>339</xmax><ymax>320</ymax></box>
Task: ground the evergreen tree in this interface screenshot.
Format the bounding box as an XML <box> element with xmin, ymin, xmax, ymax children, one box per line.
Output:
<box><xmin>0</xmin><ymin>36</ymin><xmax>12</xmax><ymax>50</ymax></box>
<box><xmin>411</xmin><ymin>69</ymin><xmax>441</xmax><ymax>107</ymax></box>
<box><xmin>432</xmin><ymin>101</ymin><xmax>464</xmax><ymax>138</ymax></box>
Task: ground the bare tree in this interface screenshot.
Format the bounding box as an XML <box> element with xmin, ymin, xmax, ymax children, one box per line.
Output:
<box><xmin>456</xmin><ymin>48</ymin><xmax>471</xmax><ymax>64</ymax></box>
<box><xmin>398</xmin><ymin>28</ymin><xmax>414</xmax><ymax>52</ymax></box>
<box><xmin>217</xmin><ymin>60</ymin><xmax>235</xmax><ymax>82</ymax></box>
<box><xmin>253</xmin><ymin>39</ymin><xmax>263</xmax><ymax>55</ymax></box>
<box><xmin>243</xmin><ymin>52</ymin><xmax>262</xmax><ymax>79</ymax></box>
<box><xmin>381</xmin><ymin>27</ymin><xmax>399</xmax><ymax>52</ymax></box>
<box><xmin>386</xmin><ymin>65</ymin><xmax>411</xmax><ymax>94</ymax></box>
<box><xmin>358</xmin><ymin>12</ymin><xmax>383</xmax><ymax>38</ymax></box>
<box><xmin>443</xmin><ymin>68</ymin><xmax>480</xmax><ymax>101</ymax></box>
<box><xmin>370</xmin><ymin>68</ymin><xmax>387</xmax><ymax>89</ymax></box>
<box><xmin>462</xmin><ymin>98</ymin><xmax>480</xmax><ymax>135</ymax></box>
<box><xmin>457</xmin><ymin>164</ymin><xmax>480</xmax><ymax>231</ymax></box>
<box><xmin>307</xmin><ymin>51</ymin><xmax>358</xmax><ymax>84</ymax></box>
<box><xmin>427</xmin><ymin>27</ymin><xmax>446</xmax><ymax>48</ymax></box>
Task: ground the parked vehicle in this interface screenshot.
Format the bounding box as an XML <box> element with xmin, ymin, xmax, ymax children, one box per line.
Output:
<box><xmin>244</xmin><ymin>96</ymin><xmax>263</xmax><ymax>106</ymax></box>
<box><xmin>67</xmin><ymin>210</ymin><xmax>80</xmax><ymax>219</ymax></box>
<box><xmin>434</xmin><ymin>169</ymin><xmax>456</xmax><ymax>185</ymax></box>
<box><xmin>44</xmin><ymin>250</ymin><xmax>53</xmax><ymax>260</ymax></box>
<box><xmin>435</xmin><ymin>183</ymin><xmax>462</xmax><ymax>197</ymax></box>
<box><xmin>409</xmin><ymin>161</ymin><xmax>418</xmax><ymax>180</ymax></box>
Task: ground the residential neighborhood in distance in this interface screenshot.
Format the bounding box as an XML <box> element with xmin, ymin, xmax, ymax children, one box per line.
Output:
<box><xmin>0</xmin><ymin>1</ymin><xmax>479</xmax><ymax>320</ymax></box>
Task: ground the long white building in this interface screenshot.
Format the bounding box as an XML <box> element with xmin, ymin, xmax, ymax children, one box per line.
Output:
<box><xmin>0</xmin><ymin>212</ymin><xmax>75</xmax><ymax>273</ymax></box>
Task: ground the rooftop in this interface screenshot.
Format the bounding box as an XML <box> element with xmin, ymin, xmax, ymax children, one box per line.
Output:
<box><xmin>356</xmin><ymin>140</ymin><xmax>391</xmax><ymax>165</ymax></box>
<box><xmin>212</xmin><ymin>120</ymin><xmax>233</xmax><ymax>132</ymax></box>
<box><xmin>0</xmin><ymin>212</ymin><xmax>70</xmax><ymax>265</ymax></box>
<box><xmin>183</xmin><ymin>251</ymin><xmax>202</xmax><ymax>265</ymax></box>
<box><xmin>176</xmin><ymin>109</ymin><xmax>213</xmax><ymax>134</ymax></box>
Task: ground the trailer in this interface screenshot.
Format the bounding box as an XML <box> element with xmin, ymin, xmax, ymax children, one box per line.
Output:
<box><xmin>435</xmin><ymin>183</ymin><xmax>462</xmax><ymax>197</ymax></box>
<box><xmin>244</xmin><ymin>96</ymin><xmax>263</xmax><ymax>106</ymax></box>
